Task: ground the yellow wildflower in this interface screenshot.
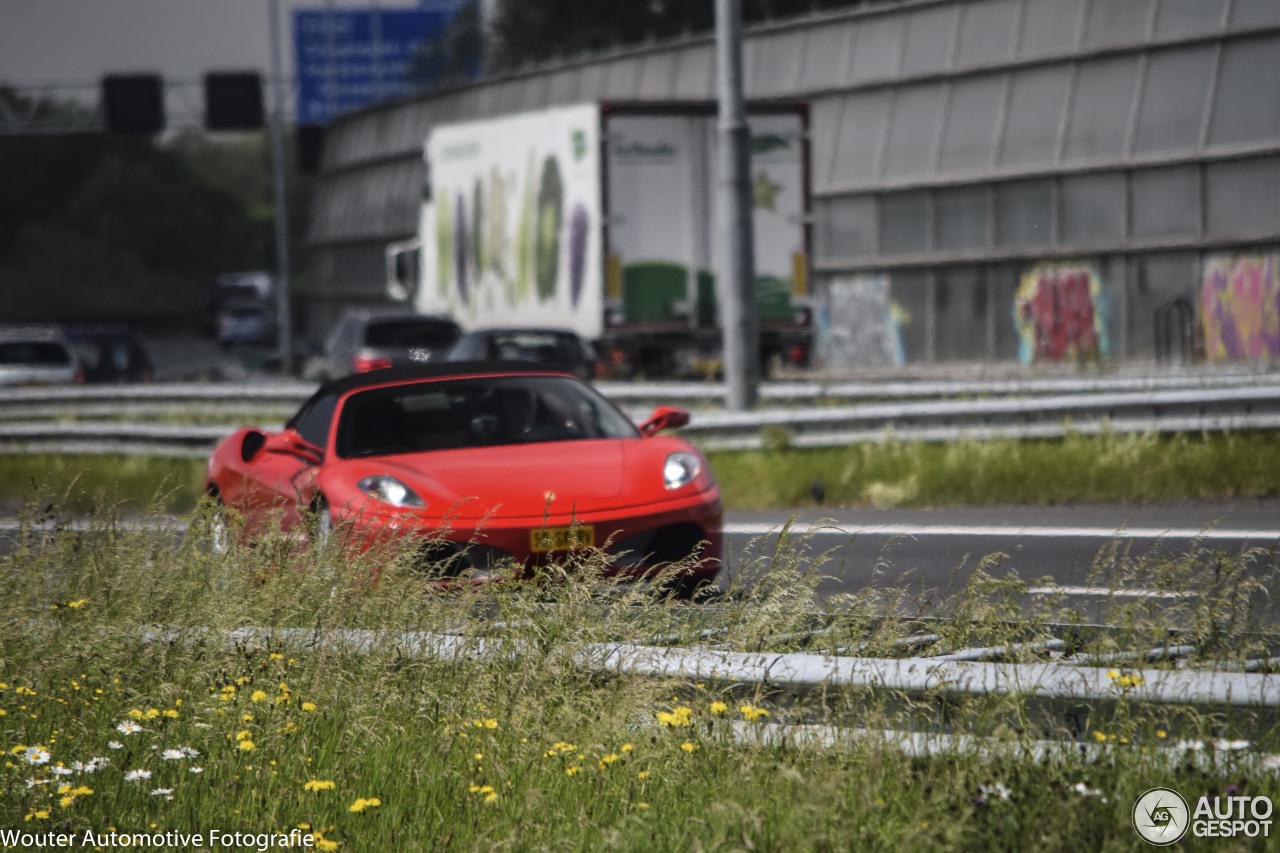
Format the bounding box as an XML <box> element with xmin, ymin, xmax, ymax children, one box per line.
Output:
<box><xmin>709</xmin><ymin>701</ymin><xmax>728</xmax><ymax>715</ymax></box>
<box><xmin>739</xmin><ymin>704</ymin><xmax>770</xmax><ymax>722</ymax></box>
<box><xmin>302</xmin><ymin>702</ymin><xmax>317</xmax><ymax>713</ymax></box>
<box><xmin>238</xmin><ymin>740</ymin><xmax>256</xmax><ymax>752</ymax></box>
<box><xmin>162</xmin><ymin>709</ymin><xmax>179</xmax><ymax>719</ymax></box>
<box><xmin>349</xmin><ymin>797</ymin><xmax>382</xmax><ymax>812</ymax></box>
<box><xmin>250</xmin><ymin>690</ymin><xmax>268</xmax><ymax>703</ymax></box>
<box><xmin>655</xmin><ymin>706</ymin><xmax>693</xmax><ymax>727</ymax></box>
<box><xmin>484</xmin><ymin>791</ymin><xmax>499</xmax><ymax>803</ymax></box>
<box><xmin>565</xmin><ymin>766</ymin><xmax>580</xmax><ymax>777</ymax></box>
<box><xmin>638</xmin><ymin>770</ymin><xmax>650</xmax><ymax>780</ymax></box>
<box><xmin>621</xmin><ymin>743</ymin><xmax>634</xmax><ymax>753</ymax></box>
<box><xmin>303</xmin><ymin>779</ymin><xmax>336</xmax><ymax>792</ymax></box>
<box><xmin>598</xmin><ymin>753</ymin><xmax>619</xmax><ymax>770</ymax></box>
<box><xmin>316</xmin><ymin>840</ymin><xmax>338</xmax><ymax>852</ymax></box>
<box><xmin>236</xmin><ymin>729</ymin><xmax>252</xmax><ymax>741</ymax></box>
<box><xmin>24</xmin><ymin>810</ymin><xmax>50</xmax><ymax>821</ymax></box>
<box><xmin>681</xmin><ymin>742</ymin><xmax>697</xmax><ymax>753</ymax></box>
<box><xmin>67</xmin><ymin>599</ymin><xmax>87</xmax><ymax>609</ymax></box>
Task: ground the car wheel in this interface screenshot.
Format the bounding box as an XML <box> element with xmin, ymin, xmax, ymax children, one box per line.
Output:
<box><xmin>666</xmin><ymin>573</ymin><xmax>718</xmax><ymax>602</ymax></box>
<box><xmin>207</xmin><ymin>492</ymin><xmax>233</xmax><ymax>555</ymax></box>
<box><xmin>307</xmin><ymin>498</ymin><xmax>334</xmax><ymax>548</ymax></box>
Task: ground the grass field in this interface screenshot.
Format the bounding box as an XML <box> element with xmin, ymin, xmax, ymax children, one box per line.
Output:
<box><xmin>3</xmin><ymin>503</ymin><xmax>1279</xmax><ymax>850</ymax></box>
<box><xmin>2</xmin><ymin>429</ymin><xmax>1278</xmax><ymax>515</ymax></box>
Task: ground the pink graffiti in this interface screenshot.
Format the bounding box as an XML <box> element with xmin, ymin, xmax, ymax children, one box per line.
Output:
<box><xmin>1200</xmin><ymin>255</ymin><xmax>1280</xmax><ymax>360</ymax></box>
<box><xmin>1018</xmin><ymin>268</ymin><xmax>1099</xmax><ymax>361</ymax></box>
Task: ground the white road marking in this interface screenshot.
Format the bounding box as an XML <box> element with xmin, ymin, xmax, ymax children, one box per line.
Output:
<box><xmin>1024</xmin><ymin>585</ymin><xmax>1195</xmax><ymax>599</ymax></box>
<box><xmin>723</xmin><ymin>522</ymin><xmax>1279</xmax><ymax>541</ymax></box>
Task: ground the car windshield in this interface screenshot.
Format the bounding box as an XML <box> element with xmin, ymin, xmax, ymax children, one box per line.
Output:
<box><xmin>365</xmin><ymin>319</ymin><xmax>458</xmax><ymax>349</ymax></box>
<box><xmin>0</xmin><ymin>342</ymin><xmax>72</xmax><ymax>366</ymax></box>
<box><xmin>335</xmin><ymin>375</ymin><xmax>638</xmax><ymax>458</ymax></box>
<box><xmin>488</xmin><ymin>332</ymin><xmax>576</xmax><ymax>363</ymax></box>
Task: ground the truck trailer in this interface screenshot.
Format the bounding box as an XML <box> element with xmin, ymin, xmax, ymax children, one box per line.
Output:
<box><xmin>387</xmin><ymin>101</ymin><xmax>813</xmax><ymax>378</ymax></box>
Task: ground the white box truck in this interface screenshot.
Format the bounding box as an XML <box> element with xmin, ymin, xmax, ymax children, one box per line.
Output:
<box><xmin>387</xmin><ymin>101</ymin><xmax>813</xmax><ymax>377</ymax></box>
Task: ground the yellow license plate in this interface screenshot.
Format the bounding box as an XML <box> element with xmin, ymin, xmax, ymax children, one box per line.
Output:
<box><xmin>531</xmin><ymin>525</ymin><xmax>595</xmax><ymax>552</ymax></box>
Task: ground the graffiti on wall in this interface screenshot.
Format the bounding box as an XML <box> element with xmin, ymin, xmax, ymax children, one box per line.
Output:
<box><xmin>1013</xmin><ymin>264</ymin><xmax>1109</xmax><ymax>364</ymax></box>
<box><xmin>815</xmin><ymin>274</ymin><xmax>906</xmax><ymax>368</ymax></box>
<box><xmin>1200</xmin><ymin>253</ymin><xmax>1280</xmax><ymax>361</ymax></box>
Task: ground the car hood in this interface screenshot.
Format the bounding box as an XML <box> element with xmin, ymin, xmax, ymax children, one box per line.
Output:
<box><xmin>326</xmin><ymin>439</ymin><xmax>634</xmax><ymax>519</ymax></box>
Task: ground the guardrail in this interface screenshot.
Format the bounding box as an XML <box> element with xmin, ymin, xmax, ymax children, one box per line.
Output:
<box><xmin>143</xmin><ymin>626</ymin><xmax>1280</xmax><ymax>749</ymax></box>
<box><xmin>2</xmin><ymin>368</ymin><xmax>1279</xmax><ymax>421</ymax></box>
<box><xmin>3</xmin><ymin>385</ymin><xmax>1279</xmax><ymax>456</ymax></box>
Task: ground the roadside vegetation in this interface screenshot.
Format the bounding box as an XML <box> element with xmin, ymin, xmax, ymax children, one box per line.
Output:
<box><xmin>2</xmin><ymin>499</ymin><xmax>1278</xmax><ymax>850</ymax></box>
<box><xmin>2</xmin><ymin>429</ymin><xmax>1277</xmax><ymax>514</ymax></box>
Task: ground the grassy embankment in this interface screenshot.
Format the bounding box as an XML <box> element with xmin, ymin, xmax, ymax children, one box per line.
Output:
<box><xmin>3</xmin><ymin>500</ymin><xmax>1279</xmax><ymax>850</ymax></box>
<box><xmin>2</xmin><ymin>430</ymin><xmax>1277</xmax><ymax>513</ymax></box>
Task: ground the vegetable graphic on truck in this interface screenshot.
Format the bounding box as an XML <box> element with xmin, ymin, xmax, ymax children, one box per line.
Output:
<box><xmin>388</xmin><ymin>101</ymin><xmax>813</xmax><ymax>377</ymax></box>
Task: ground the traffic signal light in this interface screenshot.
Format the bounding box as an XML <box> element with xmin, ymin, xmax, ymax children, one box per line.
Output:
<box><xmin>205</xmin><ymin>72</ymin><xmax>264</xmax><ymax>131</ymax></box>
<box><xmin>102</xmin><ymin>74</ymin><xmax>165</xmax><ymax>136</ymax></box>
<box><xmin>297</xmin><ymin>125</ymin><xmax>326</xmax><ymax>174</ymax></box>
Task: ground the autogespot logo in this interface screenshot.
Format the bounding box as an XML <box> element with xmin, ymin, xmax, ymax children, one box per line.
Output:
<box><xmin>1133</xmin><ymin>788</ymin><xmax>1190</xmax><ymax>846</ymax></box>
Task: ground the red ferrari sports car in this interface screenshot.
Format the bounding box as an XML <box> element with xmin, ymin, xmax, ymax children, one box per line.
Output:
<box><xmin>205</xmin><ymin>362</ymin><xmax>723</xmax><ymax>592</ymax></box>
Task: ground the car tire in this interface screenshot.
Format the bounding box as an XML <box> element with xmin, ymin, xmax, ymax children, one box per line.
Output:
<box><xmin>207</xmin><ymin>491</ymin><xmax>233</xmax><ymax>556</ymax></box>
<box><xmin>666</xmin><ymin>573</ymin><xmax>718</xmax><ymax>602</ymax></box>
<box><xmin>307</xmin><ymin>497</ymin><xmax>334</xmax><ymax>548</ymax></box>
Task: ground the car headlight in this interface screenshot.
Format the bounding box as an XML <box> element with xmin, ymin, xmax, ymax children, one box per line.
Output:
<box><xmin>663</xmin><ymin>452</ymin><xmax>701</xmax><ymax>490</ymax></box>
<box><xmin>357</xmin><ymin>476</ymin><xmax>426</xmax><ymax>508</ymax></box>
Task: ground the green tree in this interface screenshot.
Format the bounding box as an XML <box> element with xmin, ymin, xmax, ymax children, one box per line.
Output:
<box><xmin>0</xmin><ymin>88</ymin><xmax>309</xmax><ymax>327</ymax></box>
<box><xmin>488</xmin><ymin>0</ymin><xmax>877</xmax><ymax>70</ymax></box>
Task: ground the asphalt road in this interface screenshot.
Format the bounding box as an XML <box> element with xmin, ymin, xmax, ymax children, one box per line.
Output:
<box><xmin>720</xmin><ymin>499</ymin><xmax>1280</xmax><ymax>622</ymax></box>
<box><xmin>5</xmin><ymin>499</ymin><xmax>1279</xmax><ymax>623</ymax></box>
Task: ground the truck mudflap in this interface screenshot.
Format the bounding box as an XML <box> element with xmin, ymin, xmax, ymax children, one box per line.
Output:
<box><xmin>599</xmin><ymin>325</ymin><xmax>812</xmax><ymax>379</ymax></box>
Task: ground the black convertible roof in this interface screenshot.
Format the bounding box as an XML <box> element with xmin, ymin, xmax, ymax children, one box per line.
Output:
<box><xmin>313</xmin><ymin>360</ymin><xmax>569</xmax><ymax>399</ymax></box>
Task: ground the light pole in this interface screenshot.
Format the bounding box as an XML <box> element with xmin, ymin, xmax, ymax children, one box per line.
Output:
<box><xmin>715</xmin><ymin>0</ymin><xmax>758</xmax><ymax>410</ymax></box>
<box><xmin>268</xmin><ymin>0</ymin><xmax>294</xmax><ymax>372</ymax></box>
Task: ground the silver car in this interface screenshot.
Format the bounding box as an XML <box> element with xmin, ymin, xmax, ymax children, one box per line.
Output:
<box><xmin>0</xmin><ymin>325</ymin><xmax>82</xmax><ymax>386</ymax></box>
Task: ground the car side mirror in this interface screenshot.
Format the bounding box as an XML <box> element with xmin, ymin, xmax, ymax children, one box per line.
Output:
<box><xmin>263</xmin><ymin>429</ymin><xmax>323</xmax><ymax>463</ymax></box>
<box><xmin>639</xmin><ymin>406</ymin><xmax>690</xmax><ymax>437</ymax></box>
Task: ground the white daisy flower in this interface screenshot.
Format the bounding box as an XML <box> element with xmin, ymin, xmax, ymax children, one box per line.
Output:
<box><xmin>25</xmin><ymin>778</ymin><xmax>49</xmax><ymax>789</ymax></box>
<box><xmin>23</xmin><ymin>747</ymin><xmax>51</xmax><ymax>765</ymax></box>
<box><xmin>107</xmin><ymin>741</ymin><xmax>124</xmax><ymax>750</ymax></box>
<box><xmin>116</xmin><ymin>721</ymin><xmax>142</xmax><ymax>735</ymax></box>
<box><xmin>189</xmin><ymin>767</ymin><xmax>204</xmax><ymax>774</ymax></box>
<box><xmin>150</xmin><ymin>787</ymin><xmax>174</xmax><ymax>797</ymax></box>
<box><xmin>49</xmin><ymin>765</ymin><xmax>73</xmax><ymax>776</ymax></box>
<box><xmin>978</xmin><ymin>782</ymin><xmax>1012</xmax><ymax>801</ymax></box>
<box><xmin>123</xmin><ymin>769</ymin><xmax>152</xmax><ymax>782</ymax></box>
<box><xmin>180</xmin><ymin>746</ymin><xmax>200</xmax><ymax>758</ymax></box>
<box><xmin>1072</xmin><ymin>782</ymin><xmax>1104</xmax><ymax>799</ymax></box>
<box><xmin>161</xmin><ymin>749</ymin><xmax>186</xmax><ymax>761</ymax></box>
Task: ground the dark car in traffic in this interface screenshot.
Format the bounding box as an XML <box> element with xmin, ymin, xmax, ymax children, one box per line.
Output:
<box><xmin>66</xmin><ymin>326</ymin><xmax>154</xmax><ymax>384</ymax></box>
<box><xmin>445</xmin><ymin>327</ymin><xmax>599</xmax><ymax>381</ymax></box>
<box><xmin>308</xmin><ymin>310</ymin><xmax>463</xmax><ymax>381</ymax></box>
